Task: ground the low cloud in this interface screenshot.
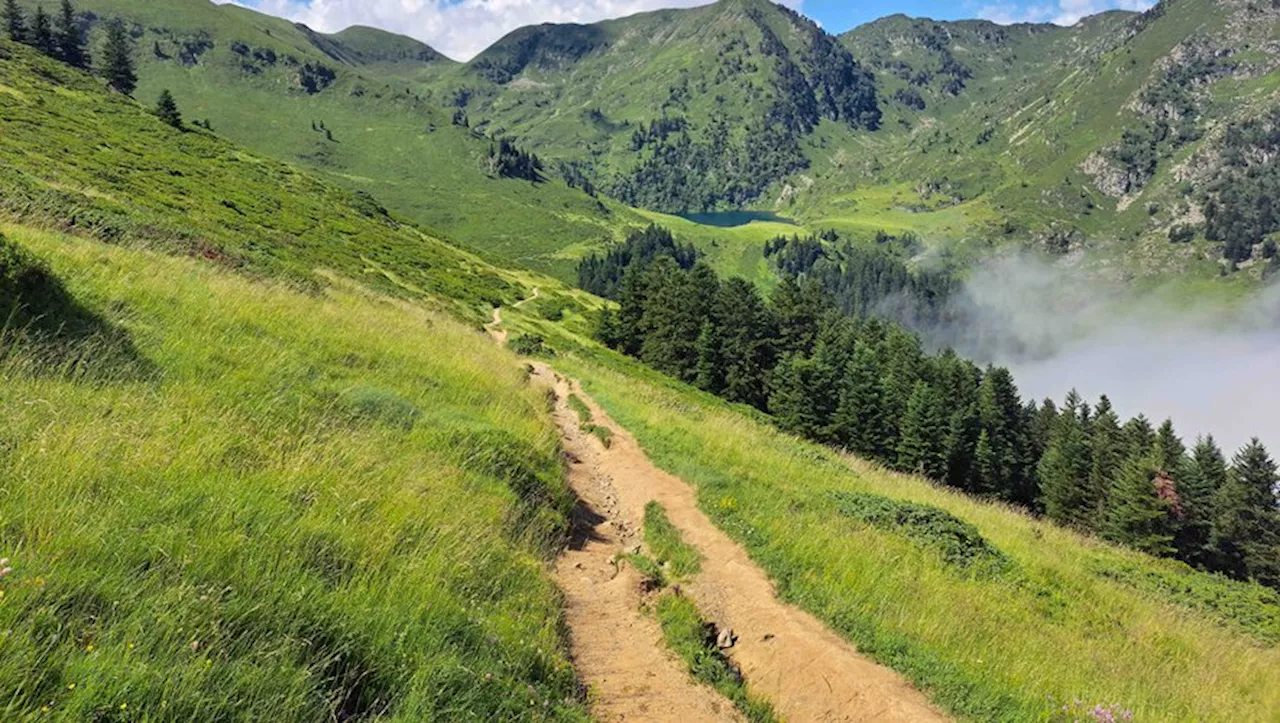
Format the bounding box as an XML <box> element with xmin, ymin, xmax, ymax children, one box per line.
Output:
<box><xmin>925</xmin><ymin>253</ymin><xmax>1280</xmax><ymax>455</ymax></box>
<box><xmin>232</xmin><ymin>0</ymin><xmax>802</xmax><ymax>62</ymax></box>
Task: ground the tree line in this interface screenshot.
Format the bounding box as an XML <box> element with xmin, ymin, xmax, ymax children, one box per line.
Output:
<box><xmin>4</xmin><ymin>0</ymin><xmax>187</xmax><ymax>128</ymax></box>
<box><xmin>583</xmin><ymin>226</ymin><xmax>1280</xmax><ymax>588</ymax></box>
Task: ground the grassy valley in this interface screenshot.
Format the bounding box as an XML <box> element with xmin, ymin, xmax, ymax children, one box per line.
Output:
<box><xmin>1</xmin><ymin>2</ymin><xmax>1279</xmax><ymax>720</ymax></box>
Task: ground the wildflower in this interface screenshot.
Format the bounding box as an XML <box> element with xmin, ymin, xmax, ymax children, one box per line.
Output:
<box><xmin>127</xmin><ymin>643</ymin><xmax>135</xmax><ymax>650</ymax></box>
<box><xmin>120</xmin><ymin>702</ymin><xmax>128</xmax><ymax>711</ymax></box>
<box><xmin>189</xmin><ymin>640</ymin><xmax>200</xmax><ymax>652</ymax></box>
<box><xmin>66</xmin><ymin>683</ymin><xmax>75</xmax><ymax>690</ymax></box>
<box><xmin>85</xmin><ymin>644</ymin><xmax>94</xmax><ymax>653</ymax></box>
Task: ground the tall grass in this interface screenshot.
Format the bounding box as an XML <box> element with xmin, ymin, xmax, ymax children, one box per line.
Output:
<box><xmin>0</xmin><ymin>226</ymin><xmax>588</xmax><ymax>721</ymax></box>
<box><xmin>557</xmin><ymin>349</ymin><xmax>1280</xmax><ymax>721</ymax></box>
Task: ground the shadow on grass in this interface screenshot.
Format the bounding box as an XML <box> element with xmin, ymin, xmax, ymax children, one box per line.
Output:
<box><xmin>0</xmin><ymin>234</ymin><xmax>155</xmax><ymax>382</ymax></box>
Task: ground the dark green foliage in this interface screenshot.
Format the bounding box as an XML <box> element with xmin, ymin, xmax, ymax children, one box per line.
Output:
<box><xmin>1089</xmin><ymin>558</ymin><xmax>1280</xmax><ymax>645</ymax></box>
<box><xmin>30</xmin><ymin>6</ymin><xmax>54</xmax><ymax>56</ymax></box>
<box><xmin>895</xmin><ymin>382</ymin><xmax>948</xmax><ymax>479</ymax></box>
<box><xmin>155</xmin><ymin>89</ymin><xmax>182</xmax><ymax>128</ymax></box>
<box><xmin>1179</xmin><ymin>436</ymin><xmax>1228</xmax><ymax>568</ymax></box>
<box><xmin>485</xmin><ymin>138</ymin><xmax>543</xmax><ymax>181</ymax></box>
<box><xmin>100</xmin><ymin>19</ymin><xmax>137</xmax><ymax>96</ymax></box>
<box><xmin>831</xmin><ymin>491</ymin><xmax>1013</xmax><ymax>576</ymax></box>
<box><xmin>507</xmin><ymin>333</ymin><xmax>551</xmax><ymax>357</ymax></box>
<box><xmin>3</xmin><ymin>0</ymin><xmax>24</xmax><ymax>43</ymax></box>
<box><xmin>1104</xmin><ymin>455</ymin><xmax>1176</xmax><ymax>557</ymax></box>
<box><xmin>1210</xmin><ymin>440</ymin><xmax>1280</xmax><ymax>586</ymax></box>
<box><xmin>577</xmin><ymin>225</ymin><xmax>699</xmax><ymax>299</ymax></box>
<box><xmin>55</xmin><ymin>0</ymin><xmax>86</xmax><ymax>69</ymax></box>
<box><xmin>763</xmin><ymin>232</ymin><xmax>957</xmax><ymax>328</ymax></box>
<box><xmin>1203</xmin><ymin>110</ymin><xmax>1280</xmax><ymax>265</ymax></box>
<box><xmin>583</xmin><ymin>223</ymin><xmax>1280</xmax><ymax>589</ymax></box>
<box><xmin>1039</xmin><ymin>391</ymin><xmax>1095</xmax><ymax>530</ymax></box>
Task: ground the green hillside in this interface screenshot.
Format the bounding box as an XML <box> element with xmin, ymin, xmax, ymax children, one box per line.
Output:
<box><xmin>14</xmin><ymin>0</ymin><xmax>649</xmax><ymax>279</ymax></box>
<box><xmin>1</xmin><ymin>14</ymin><xmax>1279</xmax><ymax>722</ymax></box>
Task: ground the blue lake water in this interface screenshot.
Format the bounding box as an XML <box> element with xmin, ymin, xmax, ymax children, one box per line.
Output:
<box><xmin>678</xmin><ymin>211</ymin><xmax>799</xmax><ymax>228</ymax></box>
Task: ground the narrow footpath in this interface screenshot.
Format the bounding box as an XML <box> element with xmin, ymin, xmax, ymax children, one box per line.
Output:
<box><xmin>490</xmin><ymin>305</ymin><xmax>947</xmax><ymax>722</ymax></box>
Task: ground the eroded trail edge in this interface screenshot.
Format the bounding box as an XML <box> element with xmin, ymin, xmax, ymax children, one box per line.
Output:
<box><xmin>529</xmin><ymin>362</ymin><xmax>948</xmax><ymax>722</ymax></box>
<box><xmin>538</xmin><ymin>364</ymin><xmax>745</xmax><ymax>722</ymax></box>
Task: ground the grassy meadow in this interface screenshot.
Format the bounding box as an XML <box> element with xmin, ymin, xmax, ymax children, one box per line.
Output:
<box><xmin>536</xmin><ymin>339</ymin><xmax>1280</xmax><ymax>722</ymax></box>
<box><xmin>0</xmin><ymin>225</ymin><xmax>587</xmax><ymax>721</ymax></box>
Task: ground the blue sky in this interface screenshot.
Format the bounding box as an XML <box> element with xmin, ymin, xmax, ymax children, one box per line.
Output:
<box><xmin>233</xmin><ymin>0</ymin><xmax>1153</xmax><ymax>61</ymax></box>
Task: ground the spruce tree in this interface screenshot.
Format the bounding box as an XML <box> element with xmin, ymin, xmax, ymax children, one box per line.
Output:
<box><xmin>1180</xmin><ymin>436</ymin><xmax>1227</xmax><ymax>568</ymax></box>
<box><xmin>1105</xmin><ymin>454</ymin><xmax>1176</xmax><ymax>556</ymax></box>
<box><xmin>1123</xmin><ymin>414</ymin><xmax>1156</xmax><ymax>458</ymax></box>
<box><xmin>768</xmin><ymin>355</ymin><xmax>828</xmax><ymax>440</ymax></box>
<box><xmin>896</xmin><ymin>381</ymin><xmax>947</xmax><ymax>479</ymax></box>
<box><xmin>1211</xmin><ymin>440</ymin><xmax>1280</xmax><ymax>586</ymax></box>
<box><xmin>4</xmin><ymin>0</ymin><xmax>25</xmax><ymax>43</ymax></box>
<box><xmin>155</xmin><ymin>89</ymin><xmax>183</xmax><ymax>128</ymax></box>
<box><xmin>716</xmin><ymin>277</ymin><xmax>775</xmax><ymax>410</ymax></box>
<box><xmin>1040</xmin><ymin>391</ymin><xmax>1094</xmax><ymax>530</ymax></box>
<box><xmin>1088</xmin><ymin>396</ymin><xmax>1124</xmax><ymax>518</ymax></box>
<box><xmin>55</xmin><ymin>0</ymin><xmax>87</xmax><ymax>69</ymax></box>
<box><xmin>975</xmin><ymin>366</ymin><xmax>1028</xmax><ymax>502</ymax></box>
<box><xmin>693</xmin><ymin>319</ymin><xmax>725</xmax><ymax>395</ymax></box>
<box><xmin>100</xmin><ymin>19</ymin><xmax>137</xmax><ymax>95</ymax></box>
<box><xmin>943</xmin><ymin>405</ymin><xmax>980</xmax><ymax>492</ymax></box>
<box><xmin>32</xmin><ymin>6</ymin><xmax>55</xmax><ymax>56</ymax></box>
<box><xmin>830</xmin><ymin>342</ymin><xmax>887</xmax><ymax>458</ymax></box>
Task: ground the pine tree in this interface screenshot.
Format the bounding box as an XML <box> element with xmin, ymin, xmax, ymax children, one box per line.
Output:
<box><xmin>100</xmin><ymin>19</ymin><xmax>137</xmax><ymax>95</ymax></box>
<box><xmin>943</xmin><ymin>405</ymin><xmax>980</xmax><ymax>492</ymax></box>
<box><xmin>896</xmin><ymin>381</ymin><xmax>947</xmax><ymax>479</ymax></box>
<box><xmin>1211</xmin><ymin>440</ymin><xmax>1280</xmax><ymax>586</ymax></box>
<box><xmin>716</xmin><ymin>277</ymin><xmax>775</xmax><ymax>410</ymax></box>
<box><xmin>830</xmin><ymin>342</ymin><xmax>888</xmax><ymax>458</ymax></box>
<box><xmin>1087</xmin><ymin>396</ymin><xmax>1124</xmax><ymax>519</ymax></box>
<box><xmin>1123</xmin><ymin>414</ymin><xmax>1156</xmax><ymax>458</ymax></box>
<box><xmin>693</xmin><ymin>319</ymin><xmax>725</xmax><ymax>395</ymax></box>
<box><xmin>1179</xmin><ymin>436</ymin><xmax>1227</xmax><ymax>568</ymax></box>
<box><xmin>974</xmin><ymin>366</ymin><xmax>1028</xmax><ymax>502</ymax></box>
<box><xmin>770</xmin><ymin>276</ymin><xmax>825</xmax><ymax>358</ymax></box>
<box><xmin>1154</xmin><ymin>420</ymin><xmax>1188</xmax><ymax>478</ymax></box>
<box><xmin>55</xmin><ymin>0</ymin><xmax>87</xmax><ymax>69</ymax></box>
<box><xmin>1105</xmin><ymin>454</ymin><xmax>1176</xmax><ymax>556</ymax></box>
<box><xmin>3</xmin><ymin>0</ymin><xmax>26</xmax><ymax>43</ymax></box>
<box><xmin>155</xmin><ymin>89</ymin><xmax>183</xmax><ymax>129</ymax></box>
<box><xmin>1039</xmin><ymin>391</ymin><xmax>1095</xmax><ymax>530</ymax></box>
<box><xmin>32</xmin><ymin>6</ymin><xmax>55</xmax><ymax>56</ymax></box>
<box><xmin>768</xmin><ymin>354</ymin><xmax>834</xmax><ymax>441</ymax></box>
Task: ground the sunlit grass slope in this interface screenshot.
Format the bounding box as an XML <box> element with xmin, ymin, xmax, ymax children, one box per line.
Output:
<box><xmin>0</xmin><ymin>225</ymin><xmax>587</xmax><ymax>721</ymax></box>
<box><xmin>527</xmin><ymin>334</ymin><xmax>1280</xmax><ymax>721</ymax></box>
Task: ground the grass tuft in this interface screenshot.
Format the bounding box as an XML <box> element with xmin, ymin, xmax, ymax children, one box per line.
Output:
<box><xmin>643</xmin><ymin>502</ymin><xmax>702</xmax><ymax>579</ymax></box>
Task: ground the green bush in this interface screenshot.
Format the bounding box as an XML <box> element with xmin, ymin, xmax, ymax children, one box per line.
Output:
<box><xmin>830</xmin><ymin>491</ymin><xmax>1013</xmax><ymax>576</ymax></box>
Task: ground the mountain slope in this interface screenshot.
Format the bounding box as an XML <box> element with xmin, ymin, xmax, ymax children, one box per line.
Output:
<box><xmin>27</xmin><ymin>0</ymin><xmax>647</xmax><ymax>279</ymax></box>
<box><xmin>439</xmin><ymin>0</ymin><xmax>882</xmax><ymax>212</ymax></box>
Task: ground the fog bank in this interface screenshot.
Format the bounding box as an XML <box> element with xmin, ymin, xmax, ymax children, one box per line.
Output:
<box><xmin>928</xmin><ymin>254</ymin><xmax>1280</xmax><ymax>455</ymax></box>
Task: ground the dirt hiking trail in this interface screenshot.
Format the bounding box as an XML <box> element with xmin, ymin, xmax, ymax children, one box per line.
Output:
<box><xmin>488</xmin><ymin>303</ymin><xmax>945</xmax><ymax>721</ymax></box>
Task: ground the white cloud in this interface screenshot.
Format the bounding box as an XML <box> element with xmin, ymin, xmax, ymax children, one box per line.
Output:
<box><xmin>975</xmin><ymin>0</ymin><xmax>1152</xmax><ymax>26</ymax></box>
<box><xmin>232</xmin><ymin>0</ymin><xmax>803</xmax><ymax>62</ymax></box>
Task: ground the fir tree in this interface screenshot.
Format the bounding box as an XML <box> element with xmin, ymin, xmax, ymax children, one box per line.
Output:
<box><xmin>771</xmin><ymin>276</ymin><xmax>825</xmax><ymax>357</ymax></box>
<box><xmin>32</xmin><ymin>6</ymin><xmax>55</xmax><ymax>56</ymax></box>
<box><xmin>769</xmin><ymin>355</ymin><xmax>828</xmax><ymax>440</ymax></box>
<box><xmin>155</xmin><ymin>89</ymin><xmax>183</xmax><ymax>129</ymax></box>
<box><xmin>1087</xmin><ymin>396</ymin><xmax>1124</xmax><ymax>519</ymax></box>
<box><xmin>55</xmin><ymin>0</ymin><xmax>87</xmax><ymax>69</ymax></box>
<box><xmin>1179</xmin><ymin>436</ymin><xmax>1227</xmax><ymax>568</ymax></box>
<box><xmin>100</xmin><ymin>19</ymin><xmax>137</xmax><ymax>96</ymax></box>
<box><xmin>896</xmin><ymin>381</ymin><xmax>947</xmax><ymax>479</ymax></box>
<box><xmin>943</xmin><ymin>405</ymin><xmax>980</xmax><ymax>492</ymax></box>
<box><xmin>4</xmin><ymin>0</ymin><xmax>25</xmax><ymax>43</ymax></box>
<box><xmin>1211</xmin><ymin>440</ymin><xmax>1280</xmax><ymax>586</ymax></box>
<box><xmin>693</xmin><ymin>319</ymin><xmax>725</xmax><ymax>395</ymax></box>
<box><xmin>830</xmin><ymin>342</ymin><xmax>887</xmax><ymax>458</ymax></box>
<box><xmin>1105</xmin><ymin>454</ymin><xmax>1176</xmax><ymax>556</ymax></box>
<box><xmin>1040</xmin><ymin>391</ymin><xmax>1095</xmax><ymax>530</ymax></box>
<box><xmin>975</xmin><ymin>366</ymin><xmax>1028</xmax><ymax>502</ymax></box>
<box><xmin>715</xmin><ymin>277</ymin><xmax>775</xmax><ymax>410</ymax></box>
<box><xmin>1123</xmin><ymin>414</ymin><xmax>1156</xmax><ymax>458</ymax></box>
